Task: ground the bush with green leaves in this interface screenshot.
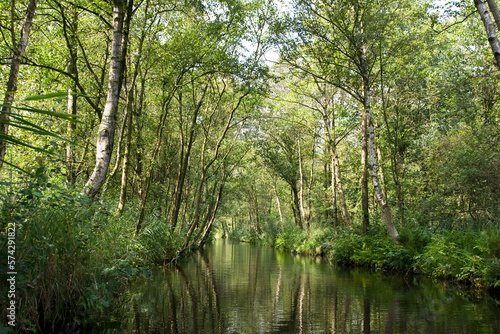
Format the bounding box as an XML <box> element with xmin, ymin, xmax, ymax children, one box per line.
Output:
<box><xmin>0</xmin><ymin>176</ymin><xmax>146</xmax><ymax>331</ymax></box>
<box><xmin>413</xmin><ymin>229</ymin><xmax>500</xmax><ymax>286</ymax></box>
<box><xmin>295</xmin><ymin>227</ymin><xmax>336</xmax><ymax>256</ymax></box>
<box><xmin>274</xmin><ymin>223</ymin><xmax>307</xmax><ymax>252</ymax></box>
<box><xmin>415</xmin><ymin>236</ymin><xmax>481</xmax><ymax>282</ymax></box>
<box><xmin>136</xmin><ymin>219</ymin><xmax>183</xmax><ymax>264</ymax></box>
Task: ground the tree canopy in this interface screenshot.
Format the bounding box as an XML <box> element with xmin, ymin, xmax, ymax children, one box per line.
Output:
<box><xmin>1</xmin><ymin>0</ymin><xmax>500</xmax><ymax>330</ymax></box>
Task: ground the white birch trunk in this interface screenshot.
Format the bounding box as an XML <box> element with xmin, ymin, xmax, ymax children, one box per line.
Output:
<box><xmin>0</xmin><ymin>0</ymin><xmax>37</xmax><ymax>169</ymax></box>
<box><xmin>355</xmin><ymin>9</ymin><xmax>398</xmax><ymax>243</ymax></box>
<box><xmin>83</xmin><ymin>0</ymin><xmax>125</xmax><ymax>197</ymax></box>
<box><xmin>474</xmin><ymin>0</ymin><xmax>500</xmax><ymax>66</ymax></box>
<box><xmin>363</xmin><ymin>85</ymin><xmax>399</xmax><ymax>243</ymax></box>
<box><xmin>297</xmin><ymin>136</ymin><xmax>309</xmax><ymax>231</ymax></box>
<box><xmin>273</xmin><ymin>180</ymin><xmax>284</xmax><ymax>227</ymax></box>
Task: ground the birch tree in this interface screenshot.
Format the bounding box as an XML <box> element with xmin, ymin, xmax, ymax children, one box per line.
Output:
<box><xmin>285</xmin><ymin>0</ymin><xmax>408</xmax><ymax>242</ymax></box>
<box><xmin>0</xmin><ymin>0</ymin><xmax>37</xmax><ymax>169</ymax></box>
<box><xmin>474</xmin><ymin>0</ymin><xmax>500</xmax><ymax>66</ymax></box>
<box><xmin>83</xmin><ymin>0</ymin><xmax>131</xmax><ymax>198</ymax></box>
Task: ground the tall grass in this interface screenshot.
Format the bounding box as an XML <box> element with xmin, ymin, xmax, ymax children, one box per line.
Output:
<box><xmin>0</xmin><ymin>176</ymin><xmax>148</xmax><ymax>332</ymax></box>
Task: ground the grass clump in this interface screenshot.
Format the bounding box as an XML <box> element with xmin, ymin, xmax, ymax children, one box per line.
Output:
<box><xmin>0</xmin><ymin>177</ymin><xmax>148</xmax><ymax>332</ymax></box>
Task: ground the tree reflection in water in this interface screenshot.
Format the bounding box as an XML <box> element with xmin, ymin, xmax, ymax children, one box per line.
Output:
<box><xmin>118</xmin><ymin>240</ymin><xmax>500</xmax><ymax>333</ymax></box>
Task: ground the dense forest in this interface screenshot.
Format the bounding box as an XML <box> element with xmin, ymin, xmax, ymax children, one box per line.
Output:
<box><xmin>1</xmin><ymin>0</ymin><xmax>499</xmax><ymax>331</ymax></box>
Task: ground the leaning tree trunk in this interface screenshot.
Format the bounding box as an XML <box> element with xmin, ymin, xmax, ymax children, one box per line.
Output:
<box><xmin>83</xmin><ymin>0</ymin><xmax>127</xmax><ymax>198</ymax></box>
<box><xmin>362</xmin><ymin>79</ymin><xmax>398</xmax><ymax>243</ymax></box>
<box><xmin>474</xmin><ymin>0</ymin><xmax>500</xmax><ymax>67</ymax></box>
<box><xmin>171</xmin><ymin>87</ymin><xmax>207</xmax><ymax>230</ymax></box>
<box><xmin>486</xmin><ymin>0</ymin><xmax>500</xmax><ymax>31</ymax></box>
<box><xmin>198</xmin><ymin>182</ymin><xmax>224</xmax><ymax>248</ymax></box>
<box><xmin>0</xmin><ymin>0</ymin><xmax>37</xmax><ymax>169</ymax></box>
<box><xmin>356</xmin><ymin>12</ymin><xmax>398</xmax><ymax>243</ymax></box>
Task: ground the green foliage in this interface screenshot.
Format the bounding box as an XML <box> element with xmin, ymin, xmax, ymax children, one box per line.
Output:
<box><xmin>259</xmin><ymin>213</ymin><xmax>281</xmax><ymax>246</ymax></box>
<box><xmin>419</xmin><ymin>126</ymin><xmax>500</xmax><ymax>226</ymax></box>
<box><xmin>482</xmin><ymin>258</ymin><xmax>500</xmax><ymax>288</ymax></box>
<box><xmin>0</xmin><ymin>93</ymin><xmax>81</xmax><ymax>169</ymax></box>
<box><xmin>414</xmin><ymin>233</ymin><xmax>484</xmax><ymax>282</ymax></box>
<box><xmin>328</xmin><ymin>230</ymin><xmax>364</xmax><ymax>265</ymax></box>
<box><xmin>0</xmin><ymin>176</ymin><xmax>146</xmax><ymax>331</ymax></box>
<box><xmin>397</xmin><ymin>226</ymin><xmax>432</xmax><ymax>256</ymax></box>
<box><xmin>296</xmin><ymin>227</ymin><xmax>336</xmax><ymax>256</ymax></box>
<box><xmin>322</xmin><ymin>225</ymin><xmax>500</xmax><ymax>287</ymax></box>
<box><xmin>274</xmin><ymin>224</ymin><xmax>307</xmax><ymax>252</ymax></box>
<box><xmin>136</xmin><ymin>220</ymin><xmax>183</xmax><ymax>264</ymax></box>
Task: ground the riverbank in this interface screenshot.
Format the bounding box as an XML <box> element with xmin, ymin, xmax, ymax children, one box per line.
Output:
<box><xmin>0</xmin><ymin>187</ymin><xmax>171</xmax><ymax>333</ymax></box>
<box><xmin>1</xmin><ymin>182</ymin><xmax>498</xmax><ymax>332</ymax></box>
<box><xmin>111</xmin><ymin>239</ymin><xmax>500</xmax><ymax>333</ymax></box>
<box><xmin>228</xmin><ymin>223</ymin><xmax>500</xmax><ymax>291</ymax></box>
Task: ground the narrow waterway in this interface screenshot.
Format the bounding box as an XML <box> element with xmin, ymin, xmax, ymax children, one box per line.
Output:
<box><xmin>111</xmin><ymin>239</ymin><xmax>500</xmax><ymax>333</ymax></box>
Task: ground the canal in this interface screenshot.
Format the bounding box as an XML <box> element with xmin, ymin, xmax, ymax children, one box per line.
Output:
<box><xmin>109</xmin><ymin>239</ymin><xmax>500</xmax><ymax>333</ymax></box>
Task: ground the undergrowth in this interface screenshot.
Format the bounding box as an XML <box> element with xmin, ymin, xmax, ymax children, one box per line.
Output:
<box><xmin>229</xmin><ymin>220</ymin><xmax>500</xmax><ymax>289</ymax></box>
<box><xmin>0</xmin><ymin>172</ymin><xmax>178</xmax><ymax>332</ymax></box>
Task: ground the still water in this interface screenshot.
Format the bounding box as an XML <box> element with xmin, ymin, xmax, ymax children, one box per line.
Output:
<box><xmin>114</xmin><ymin>239</ymin><xmax>500</xmax><ymax>333</ymax></box>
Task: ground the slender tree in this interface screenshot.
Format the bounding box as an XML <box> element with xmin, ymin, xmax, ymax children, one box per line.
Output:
<box><xmin>83</xmin><ymin>0</ymin><xmax>131</xmax><ymax>198</ymax></box>
<box><xmin>474</xmin><ymin>0</ymin><xmax>500</xmax><ymax>66</ymax></box>
<box><xmin>0</xmin><ymin>0</ymin><xmax>37</xmax><ymax>169</ymax></box>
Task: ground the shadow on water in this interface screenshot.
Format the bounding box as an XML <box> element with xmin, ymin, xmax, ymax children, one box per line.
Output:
<box><xmin>104</xmin><ymin>239</ymin><xmax>500</xmax><ymax>333</ymax></box>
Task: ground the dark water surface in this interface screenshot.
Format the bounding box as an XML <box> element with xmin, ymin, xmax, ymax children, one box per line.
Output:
<box><xmin>113</xmin><ymin>239</ymin><xmax>500</xmax><ymax>333</ymax></box>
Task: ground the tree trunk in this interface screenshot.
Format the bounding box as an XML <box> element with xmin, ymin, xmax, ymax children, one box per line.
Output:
<box><xmin>180</xmin><ymin>169</ymin><xmax>207</xmax><ymax>250</ymax></box>
<box><xmin>379</xmin><ymin>40</ymin><xmax>406</xmax><ymax>228</ymax></box>
<box><xmin>134</xmin><ymin>185</ymin><xmax>150</xmax><ymax>237</ymax></box>
<box><xmin>361</xmin><ymin>107</ymin><xmax>370</xmax><ymax>233</ymax></box>
<box><xmin>297</xmin><ymin>136</ymin><xmax>310</xmax><ymax>232</ymax></box>
<box><xmin>486</xmin><ymin>0</ymin><xmax>500</xmax><ymax>31</ymax></box>
<box><xmin>198</xmin><ymin>177</ymin><xmax>226</xmax><ymax>247</ymax></box>
<box><xmin>356</xmin><ymin>12</ymin><xmax>398</xmax><ymax>243</ymax></box>
<box><xmin>383</xmin><ymin>105</ymin><xmax>407</xmax><ymax>227</ymax></box>
<box><xmin>273</xmin><ymin>180</ymin><xmax>284</xmax><ymax>227</ymax></box>
<box><xmin>62</xmin><ymin>6</ymin><xmax>78</xmax><ymax>184</ymax></box>
<box><xmin>0</xmin><ymin>0</ymin><xmax>37</xmax><ymax>169</ymax></box>
<box><xmin>102</xmin><ymin>98</ymin><xmax>128</xmax><ymax>191</ymax></box>
<box><xmin>377</xmin><ymin>146</ymin><xmax>387</xmax><ymax>196</ymax></box>
<box><xmin>306</xmin><ymin>142</ymin><xmax>315</xmax><ymax>230</ymax></box>
<box><xmin>171</xmin><ymin>87</ymin><xmax>208</xmax><ymax>230</ymax></box>
<box><xmin>321</xmin><ymin>113</ymin><xmax>353</xmax><ymax>229</ymax></box>
<box><xmin>363</xmin><ymin>83</ymin><xmax>398</xmax><ymax>243</ymax></box>
<box><xmin>83</xmin><ymin>0</ymin><xmax>127</xmax><ymax>198</ymax></box>
<box><xmin>290</xmin><ymin>185</ymin><xmax>303</xmax><ymax>229</ymax></box>
<box><xmin>117</xmin><ymin>85</ymin><xmax>133</xmax><ymax>214</ymax></box>
<box><xmin>66</xmin><ymin>84</ymin><xmax>77</xmax><ymax>184</ymax></box>
<box><xmin>474</xmin><ymin>0</ymin><xmax>500</xmax><ymax>67</ymax></box>
<box><xmin>331</xmin><ymin>154</ymin><xmax>338</xmax><ymax>228</ymax></box>
<box><xmin>117</xmin><ymin>6</ymin><xmax>147</xmax><ymax>213</ymax></box>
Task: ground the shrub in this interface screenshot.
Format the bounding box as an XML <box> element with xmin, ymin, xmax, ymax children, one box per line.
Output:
<box><xmin>0</xmin><ymin>178</ymin><xmax>146</xmax><ymax>332</ymax></box>
<box><xmin>137</xmin><ymin>220</ymin><xmax>183</xmax><ymax>264</ymax></box>
<box><xmin>275</xmin><ymin>224</ymin><xmax>307</xmax><ymax>252</ymax></box>
<box><xmin>482</xmin><ymin>258</ymin><xmax>500</xmax><ymax>288</ymax></box>
<box><xmin>414</xmin><ymin>233</ymin><xmax>484</xmax><ymax>282</ymax></box>
<box><xmin>297</xmin><ymin>228</ymin><xmax>336</xmax><ymax>256</ymax></box>
<box><xmin>328</xmin><ymin>231</ymin><xmax>363</xmax><ymax>265</ymax></box>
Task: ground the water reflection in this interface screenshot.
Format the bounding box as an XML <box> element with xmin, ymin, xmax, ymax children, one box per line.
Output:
<box><xmin>118</xmin><ymin>240</ymin><xmax>500</xmax><ymax>333</ymax></box>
